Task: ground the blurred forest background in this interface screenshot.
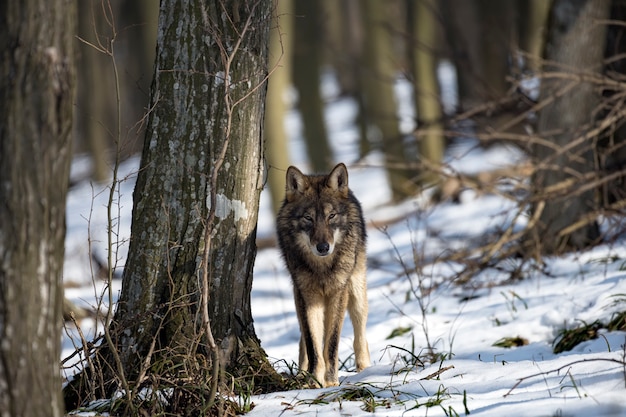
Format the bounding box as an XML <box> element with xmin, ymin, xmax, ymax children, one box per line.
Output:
<box><xmin>76</xmin><ymin>0</ymin><xmax>626</xmax><ymax>255</ymax></box>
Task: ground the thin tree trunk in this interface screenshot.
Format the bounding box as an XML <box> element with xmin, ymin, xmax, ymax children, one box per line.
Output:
<box><xmin>440</xmin><ymin>0</ymin><xmax>514</xmax><ymax>111</ymax></box>
<box><xmin>266</xmin><ymin>0</ymin><xmax>294</xmax><ymax>214</ymax></box>
<box><xmin>408</xmin><ymin>0</ymin><xmax>445</xmax><ymax>187</ymax></box>
<box><xmin>0</xmin><ymin>1</ymin><xmax>76</xmax><ymax>416</ymax></box>
<box><xmin>293</xmin><ymin>0</ymin><xmax>333</xmax><ymax>171</ymax></box>
<box><xmin>362</xmin><ymin>0</ymin><xmax>417</xmax><ymax>200</ymax></box>
<box><xmin>599</xmin><ymin>1</ymin><xmax>626</xmax><ymax>208</ymax></box>
<box><xmin>518</xmin><ymin>0</ymin><xmax>551</xmax><ymax>73</ymax></box>
<box><xmin>76</xmin><ymin>0</ymin><xmax>114</xmax><ymax>183</ymax></box>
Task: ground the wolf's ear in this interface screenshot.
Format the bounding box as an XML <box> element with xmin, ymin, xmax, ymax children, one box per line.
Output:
<box><xmin>327</xmin><ymin>163</ymin><xmax>349</xmax><ymax>194</ymax></box>
<box><xmin>285</xmin><ymin>166</ymin><xmax>308</xmax><ymax>194</ymax></box>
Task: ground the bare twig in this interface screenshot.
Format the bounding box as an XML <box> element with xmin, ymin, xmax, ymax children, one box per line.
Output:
<box><xmin>504</xmin><ymin>357</ymin><xmax>626</xmax><ymax>397</ymax></box>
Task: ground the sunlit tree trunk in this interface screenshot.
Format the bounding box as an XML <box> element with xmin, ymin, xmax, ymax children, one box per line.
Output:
<box><xmin>518</xmin><ymin>0</ymin><xmax>551</xmax><ymax>73</ymax></box>
<box><xmin>530</xmin><ymin>0</ymin><xmax>609</xmax><ymax>254</ymax></box>
<box><xmin>266</xmin><ymin>0</ymin><xmax>294</xmax><ymax>214</ymax></box>
<box><xmin>118</xmin><ymin>0</ymin><xmax>272</xmax><ymax>377</ymax></box>
<box><xmin>0</xmin><ymin>1</ymin><xmax>76</xmax><ymax>416</ymax></box>
<box><xmin>408</xmin><ymin>0</ymin><xmax>445</xmax><ymax>187</ymax></box>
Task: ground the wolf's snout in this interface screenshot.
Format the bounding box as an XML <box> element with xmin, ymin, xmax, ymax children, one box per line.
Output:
<box><xmin>316</xmin><ymin>242</ymin><xmax>330</xmax><ymax>255</ymax></box>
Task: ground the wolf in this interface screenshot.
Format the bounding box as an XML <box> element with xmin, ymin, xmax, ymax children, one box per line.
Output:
<box><xmin>276</xmin><ymin>163</ymin><xmax>371</xmax><ymax>387</ymax></box>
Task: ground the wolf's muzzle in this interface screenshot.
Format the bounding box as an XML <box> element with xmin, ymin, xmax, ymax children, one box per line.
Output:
<box><xmin>316</xmin><ymin>242</ymin><xmax>330</xmax><ymax>255</ymax></box>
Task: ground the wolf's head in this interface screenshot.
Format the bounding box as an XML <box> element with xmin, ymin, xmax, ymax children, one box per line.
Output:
<box><xmin>280</xmin><ymin>163</ymin><xmax>352</xmax><ymax>258</ymax></box>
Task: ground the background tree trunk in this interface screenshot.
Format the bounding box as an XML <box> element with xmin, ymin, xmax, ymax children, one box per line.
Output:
<box><xmin>76</xmin><ymin>0</ymin><xmax>115</xmax><ymax>183</ymax></box>
<box><xmin>265</xmin><ymin>0</ymin><xmax>294</xmax><ymax>214</ymax></box>
<box><xmin>0</xmin><ymin>1</ymin><xmax>76</xmax><ymax>416</ymax></box>
<box><xmin>362</xmin><ymin>0</ymin><xmax>417</xmax><ymax>201</ymax></box>
<box><xmin>530</xmin><ymin>0</ymin><xmax>610</xmax><ymax>254</ymax></box>
<box><xmin>440</xmin><ymin>0</ymin><xmax>514</xmax><ymax>111</ymax></box>
<box><xmin>518</xmin><ymin>0</ymin><xmax>551</xmax><ymax>73</ymax></box>
<box><xmin>65</xmin><ymin>0</ymin><xmax>280</xmax><ymax>412</ymax></box>
<box><xmin>599</xmin><ymin>1</ymin><xmax>626</xmax><ymax>208</ymax></box>
<box><xmin>293</xmin><ymin>0</ymin><xmax>333</xmax><ymax>171</ymax></box>
<box><xmin>408</xmin><ymin>0</ymin><xmax>445</xmax><ymax>187</ymax></box>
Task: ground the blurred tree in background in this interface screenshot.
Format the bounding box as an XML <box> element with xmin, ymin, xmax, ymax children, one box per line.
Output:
<box><xmin>265</xmin><ymin>0</ymin><xmax>294</xmax><ymax>214</ymax></box>
<box><xmin>530</xmin><ymin>0</ymin><xmax>610</xmax><ymax>254</ymax></box>
<box><xmin>74</xmin><ymin>0</ymin><xmax>157</xmax><ymax>183</ymax></box>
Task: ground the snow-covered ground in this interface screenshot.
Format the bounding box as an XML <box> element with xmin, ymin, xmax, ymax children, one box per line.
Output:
<box><xmin>62</xmin><ymin>73</ymin><xmax>626</xmax><ymax>416</ymax></box>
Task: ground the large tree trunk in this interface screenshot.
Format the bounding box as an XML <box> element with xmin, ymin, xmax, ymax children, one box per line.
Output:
<box><xmin>64</xmin><ymin>0</ymin><xmax>279</xmax><ymax>413</ymax></box>
<box><xmin>118</xmin><ymin>0</ymin><xmax>272</xmax><ymax>378</ymax></box>
<box><xmin>0</xmin><ymin>1</ymin><xmax>76</xmax><ymax>416</ymax></box>
<box><xmin>530</xmin><ymin>0</ymin><xmax>610</xmax><ymax>254</ymax></box>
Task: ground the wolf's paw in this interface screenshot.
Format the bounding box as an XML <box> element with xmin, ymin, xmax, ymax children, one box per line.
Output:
<box><xmin>356</xmin><ymin>362</ymin><xmax>371</xmax><ymax>372</ymax></box>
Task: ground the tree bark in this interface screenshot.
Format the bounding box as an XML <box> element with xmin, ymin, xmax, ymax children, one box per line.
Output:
<box><xmin>0</xmin><ymin>1</ymin><xmax>76</xmax><ymax>416</ymax></box>
<box><xmin>599</xmin><ymin>1</ymin><xmax>626</xmax><ymax>208</ymax></box>
<box><xmin>64</xmin><ymin>0</ymin><xmax>280</xmax><ymax>413</ymax></box>
<box><xmin>530</xmin><ymin>0</ymin><xmax>610</xmax><ymax>254</ymax></box>
<box><xmin>119</xmin><ymin>0</ymin><xmax>271</xmax><ymax>376</ymax></box>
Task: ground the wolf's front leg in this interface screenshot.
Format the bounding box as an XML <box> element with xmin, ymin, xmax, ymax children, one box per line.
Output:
<box><xmin>296</xmin><ymin>292</ymin><xmax>326</xmax><ymax>387</ymax></box>
<box><xmin>323</xmin><ymin>289</ymin><xmax>350</xmax><ymax>386</ymax></box>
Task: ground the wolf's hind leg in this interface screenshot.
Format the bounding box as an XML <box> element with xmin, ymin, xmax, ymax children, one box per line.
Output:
<box><xmin>348</xmin><ymin>268</ymin><xmax>371</xmax><ymax>371</ymax></box>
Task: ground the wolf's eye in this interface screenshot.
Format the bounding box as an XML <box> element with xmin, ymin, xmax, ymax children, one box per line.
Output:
<box><xmin>328</xmin><ymin>212</ymin><xmax>336</xmax><ymax>220</ymax></box>
<box><xmin>303</xmin><ymin>214</ymin><xmax>313</xmax><ymax>222</ymax></box>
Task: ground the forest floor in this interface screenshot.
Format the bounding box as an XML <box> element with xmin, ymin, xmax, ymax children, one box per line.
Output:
<box><xmin>62</xmin><ymin>75</ymin><xmax>626</xmax><ymax>416</ymax></box>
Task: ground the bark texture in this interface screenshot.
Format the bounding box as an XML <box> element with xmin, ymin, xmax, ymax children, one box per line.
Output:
<box><xmin>0</xmin><ymin>1</ymin><xmax>76</xmax><ymax>416</ymax></box>
<box><xmin>115</xmin><ymin>0</ymin><xmax>270</xmax><ymax>371</ymax></box>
